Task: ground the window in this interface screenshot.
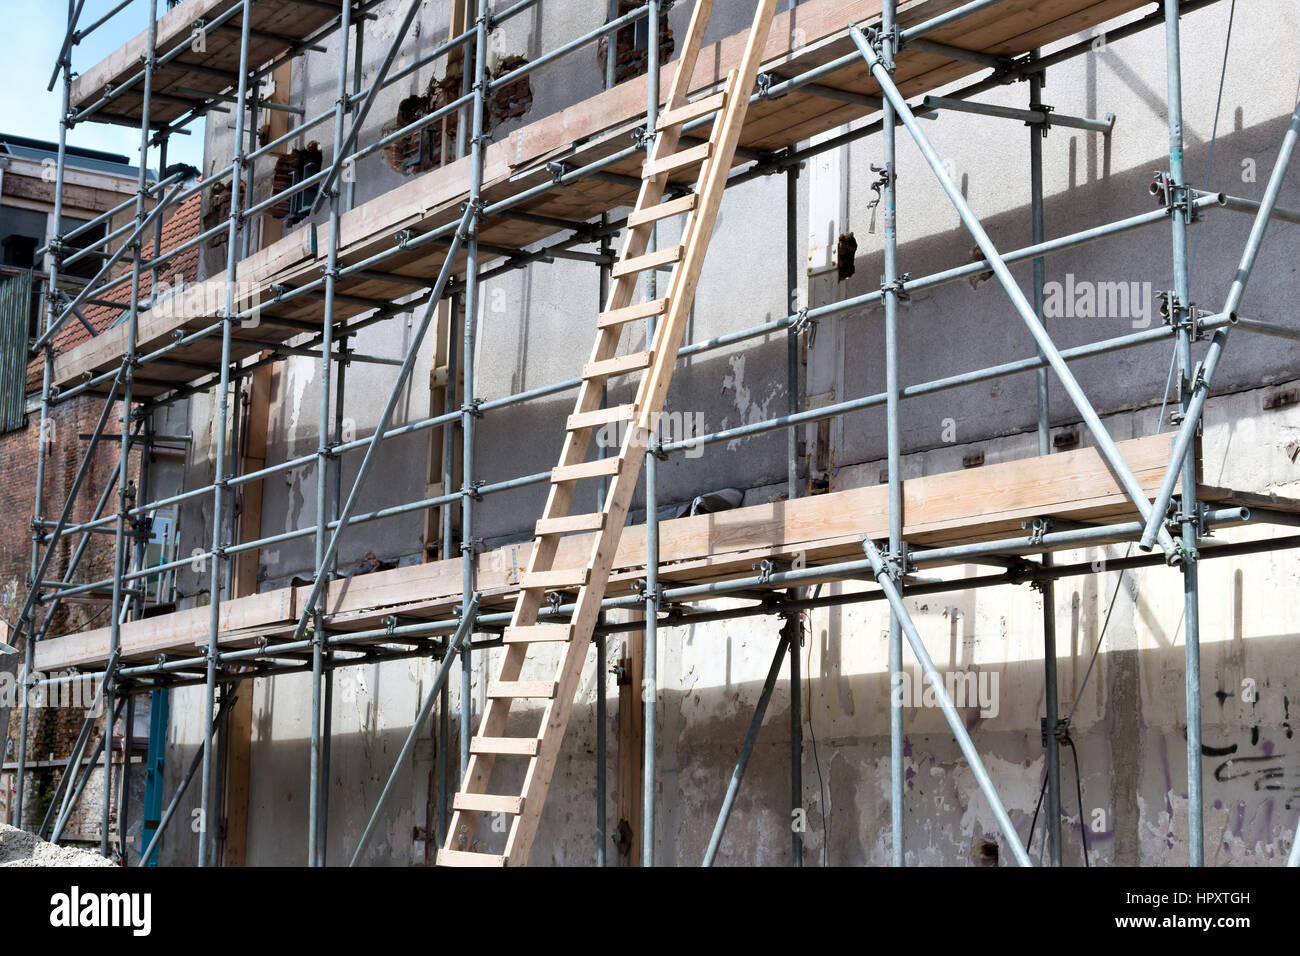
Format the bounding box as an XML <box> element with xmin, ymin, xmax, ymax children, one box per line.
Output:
<box><xmin>59</xmin><ymin>216</ymin><xmax>110</xmax><ymax>283</ymax></box>
<box><xmin>270</xmin><ymin>144</ymin><xmax>322</xmax><ymax>224</ymax></box>
<box><xmin>288</xmin><ymin>145</ymin><xmax>322</xmax><ymax>223</ymax></box>
<box><xmin>0</xmin><ymin>207</ymin><xmax>48</xmax><ymax>338</ymax></box>
<box><xmin>0</xmin><ymin>206</ymin><xmax>47</xmax><ymax>270</ymax></box>
<box><xmin>383</xmin><ymin>96</ymin><xmax>441</xmax><ymax>176</ymax></box>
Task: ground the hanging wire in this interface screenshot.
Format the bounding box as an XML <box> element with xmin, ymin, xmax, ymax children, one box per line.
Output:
<box><xmin>1189</xmin><ymin>0</ymin><xmax>1237</xmax><ymax>275</ymax></box>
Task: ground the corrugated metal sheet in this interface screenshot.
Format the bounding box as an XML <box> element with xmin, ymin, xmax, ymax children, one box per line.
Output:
<box><xmin>0</xmin><ymin>271</ymin><xmax>32</xmax><ymax>432</ymax></box>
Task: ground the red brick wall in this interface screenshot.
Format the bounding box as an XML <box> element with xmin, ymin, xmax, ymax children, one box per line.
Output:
<box><xmin>0</xmin><ymin>395</ymin><xmax>133</xmax><ymax>635</ymax></box>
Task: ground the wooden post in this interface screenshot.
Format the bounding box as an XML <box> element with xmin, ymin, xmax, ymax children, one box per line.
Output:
<box><xmin>423</xmin><ymin>298</ymin><xmax>462</xmax><ymax>559</ymax></box>
<box><xmin>616</xmin><ymin>611</ymin><xmax>643</xmax><ymax>866</ymax></box>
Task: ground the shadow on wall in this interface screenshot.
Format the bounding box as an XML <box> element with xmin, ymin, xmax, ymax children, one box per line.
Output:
<box><xmin>831</xmin><ymin>110</ymin><xmax>1300</xmax><ymax>466</ymax></box>
<box><xmin>154</xmin><ymin>618</ymin><xmax>1298</xmax><ymax>867</ymax></box>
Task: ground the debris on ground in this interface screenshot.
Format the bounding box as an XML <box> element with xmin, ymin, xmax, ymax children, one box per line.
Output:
<box><xmin>0</xmin><ymin>823</ymin><xmax>116</xmax><ymax>867</ymax></box>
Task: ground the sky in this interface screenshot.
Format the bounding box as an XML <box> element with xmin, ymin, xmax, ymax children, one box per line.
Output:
<box><xmin>1</xmin><ymin>1</ymin><xmax>204</xmax><ymax>171</ymax></box>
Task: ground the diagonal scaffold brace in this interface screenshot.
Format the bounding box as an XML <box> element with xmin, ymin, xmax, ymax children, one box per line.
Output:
<box><xmin>1137</xmin><ymin>97</ymin><xmax>1300</xmax><ymax>551</ymax></box>
<box><xmin>862</xmin><ymin>537</ymin><xmax>1033</xmax><ymax>867</ymax></box>
<box><xmin>848</xmin><ymin>22</ymin><xmax>1177</xmax><ymax>558</ymax></box>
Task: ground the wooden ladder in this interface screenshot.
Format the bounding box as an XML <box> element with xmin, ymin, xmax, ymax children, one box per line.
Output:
<box><xmin>438</xmin><ymin>0</ymin><xmax>777</xmax><ymax>867</ymax></box>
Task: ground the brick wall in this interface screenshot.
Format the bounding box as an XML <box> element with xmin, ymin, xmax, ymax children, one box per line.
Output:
<box><xmin>1</xmin><ymin>394</ymin><xmax>134</xmax><ymax>828</ymax></box>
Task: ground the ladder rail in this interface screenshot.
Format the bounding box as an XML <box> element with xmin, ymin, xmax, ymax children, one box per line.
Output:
<box><xmin>441</xmin><ymin>0</ymin><xmax>777</xmax><ymax>866</ymax></box>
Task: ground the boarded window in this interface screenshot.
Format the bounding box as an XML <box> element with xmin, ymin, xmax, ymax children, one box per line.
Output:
<box><xmin>0</xmin><ymin>270</ymin><xmax>32</xmax><ymax>432</ymax></box>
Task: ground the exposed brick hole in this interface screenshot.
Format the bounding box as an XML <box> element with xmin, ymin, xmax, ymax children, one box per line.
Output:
<box><xmin>488</xmin><ymin>56</ymin><xmax>533</xmax><ymax>128</ymax></box>
<box><xmin>598</xmin><ymin>2</ymin><xmax>674</xmax><ymax>86</ymax></box>
<box><xmin>974</xmin><ymin>839</ymin><xmax>1000</xmax><ymax>867</ymax></box>
<box><xmin>204</xmin><ymin>180</ymin><xmax>245</xmax><ymax>249</ymax></box>
<box><xmin>269</xmin><ymin>142</ymin><xmax>322</xmax><ymax>224</ymax></box>
<box><xmin>382</xmin><ymin>71</ymin><xmax>469</xmax><ymax>176</ymax></box>
<box><xmin>836</xmin><ymin>232</ymin><xmax>857</xmax><ymax>282</ymax></box>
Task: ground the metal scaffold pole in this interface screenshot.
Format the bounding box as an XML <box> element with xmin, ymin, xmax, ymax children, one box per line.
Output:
<box><xmin>850</xmin><ymin>23</ymin><xmax>1178</xmax><ymax>559</ymax></box>
<box><xmin>103</xmin><ymin>0</ymin><xmax>158</xmax><ymax>859</ymax></box>
<box><xmin>785</xmin><ymin>161</ymin><xmax>802</xmax><ymax>868</ymax></box>
<box><xmin>20</xmin><ymin>0</ymin><xmax>1300</xmax><ymax>869</ymax></box>
<box><xmin>199</xmin><ymin>0</ymin><xmax>254</xmax><ymax>868</ymax></box>
<box><xmin>1161</xmin><ymin>0</ymin><xmax>1204</xmax><ymax>867</ymax></box>
<box><xmin>460</xmin><ymin>0</ymin><xmax>492</xmax><ymax>784</ymax></box>
<box><xmin>596</xmin><ymin>216</ymin><xmax>612</xmax><ymax>867</ymax></box>
<box><xmin>309</xmin><ymin>0</ymin><xmax>353</xmax><ymax>870</ymax></box>
<box><xmin>641</xmin><ymin>0</ymin><xmax>661</xmax><ymax>870</ymax></box>
<box><xmin>880</xmin><ymin>0</ymin><xmax>906</xmax><ymax>869</ymax></box>
<box><xmin>1028</xmin><ymin>49</ymin><xmax>1062</xmax><ymax>867</ymax></box>
<box><xmin>14</xmin><ymin>0</ymin><xmax>76</xmax><ymax>831</ymax></box>
<box><xmin>862</xmin><ymin>537</ymin><xmax>1033</xmax><ymax>867</ymax></box>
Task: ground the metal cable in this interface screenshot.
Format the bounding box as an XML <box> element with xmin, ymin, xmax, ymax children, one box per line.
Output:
<box><xmin>1189</xmin><ymin>0</ymin><xmax>1237</xmax><ymax>274</ymax></box>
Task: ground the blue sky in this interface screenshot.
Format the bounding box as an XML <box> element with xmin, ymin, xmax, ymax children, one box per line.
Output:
<box><xmin>2</xmin><ymin>1</ymin><xmax>204</xmax><ymax>170</ymax></box>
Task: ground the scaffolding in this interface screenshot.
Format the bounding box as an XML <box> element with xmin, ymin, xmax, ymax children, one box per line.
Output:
<box><xmin>8</xmin><ymin>0</ymin><xmax>1300</xmax><ymax>866</ymax></box>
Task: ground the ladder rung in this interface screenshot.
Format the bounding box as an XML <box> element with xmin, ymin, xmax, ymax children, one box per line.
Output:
<box><xmin>551</xmin><ymin>457</ymin><xmax>621</xmax><ymax>484</ymax></box>
<box><xmin>535</xmin><ymin>512</ymin><xmax>605</xmax><ymax>536</ymax></box>
<box><xmin>627</xmin><ymin>195</ymin><xmax>698</xmax><ymax>230</ymax></box>
<box><xmin>598</xmin><ymin>297</ymin><xmax>669</xmax><ymax>329</ymax></box>
<box><xmin>583</xmin><ymin>350</ymin><xmax>652</xmax><ymax>381</ymax></box>
<box><xmin>488</xmin><ymin>680</ymin><xmax>558</xmax><ymax>699</ymax></box>
<box><xmin>471</xmin><ymin>735</ymin><xmax>542</xmax><ymax>755</ymax></box>
<box><xmin>567</xmin><ymin>404</ymin><xmax>635</xmax><ymax>431</ymax></box>
<box><xmin>453</xmin><ymin>792</ymin><xmax>524</xmax><ymax>815</ymax></box>
<box><xmin>657</xmin><ymin>91</ymin><xmax>727</xmax><ymax>131</ymax></box>
<box><xmin>518</xmin><ymin>568</ymin><xmax>587</xmax><ymax>591</ymax></box>
<box><xmin>611</xmin><ymin>245</ymin><xmax>682</xmax><ymax>279</ymax></box>
<box><xmin>502</xmin><ymin>624</ymin><xmax>573</xmax><ymax>645</ymax></box>
<box><xmin>644</xmin><ymin>142</ymin><xmax>712</xmax><ymax>179</ymax></box>
<box><xmin>436</xmin><ymin>849</ymin><xmax>507</xmax><ymax>867</ymax></box>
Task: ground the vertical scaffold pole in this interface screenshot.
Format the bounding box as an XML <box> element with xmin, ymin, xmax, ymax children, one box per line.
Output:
<box><xmin>460</xmin><ymin>0</ymin><xmax>490</xmax><ymax>782</ymax></box>
<box><xmin>785</xmin><ymin>161</ymin><xmax>802</xmax><ymax>867</ymax></box>
<box><xmin>641</xmin><ymin>0</ymin><xmax>661</xmax><ymax>869</ymax></box>
<box><xmin>596</xmin><ymin>214</ymin><xmax>612</xmax><ymax>867</ymax></box>
<box><xmin>1162</xmin><ymin>0</ymin><xmax>1203</xmax><ymax>866</ymax></box>
<box><xmin>1028</xmin><ymin>50</ymin><xmax>1062</xmax><ymax>867</ymax></box>
<box><xmin>309</xmin><ymin>0</ymin><xmax>352</xmax><ymax>869</ymax></box>
<box><xmin>16</xmin><ymin>0</ymin><xmax>76</xmax><ymax>831</ymax></box>
<box><xmin>103</xmin><ymin>0</ymin><xmax>157</xmax><ymax>858</ymax></box>
<box><xmin>199</xmin><ymin>0</ymin><xmax>253</xmax><ymax>868</ymax></box>
<box><xmin>880</xmin><ymin>0</ymin><xmax>905</xmax><ymax>868</ymax></box>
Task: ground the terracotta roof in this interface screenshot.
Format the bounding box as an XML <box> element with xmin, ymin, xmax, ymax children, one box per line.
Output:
<box><xmin>28</xmin><ymin>188</ymin><xmax>202</xmax><ymax>391</ymax></box>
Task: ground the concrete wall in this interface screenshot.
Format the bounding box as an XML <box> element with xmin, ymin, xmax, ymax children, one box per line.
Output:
<box><xmin>154</xmin><ymin>0</ymin><xmax>1300</xmax><ymax>865</ymax></box>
